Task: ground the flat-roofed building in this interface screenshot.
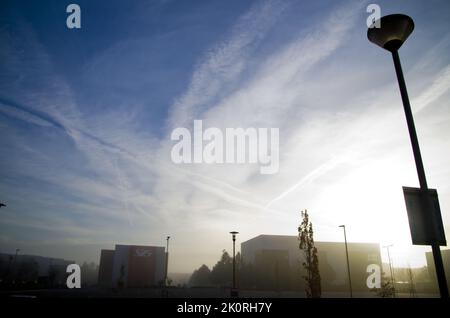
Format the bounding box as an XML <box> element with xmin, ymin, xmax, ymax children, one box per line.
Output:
<box><xmin>98</xmin><ymin>249</ymin><xmax>114</xmax><ymax>287</ymax></box>
<box><xmin>98</xmin><ymin>244</ymin><xmax>166</xmax><ymax>288</ymax></box>
<box><xmin>241</xmin><ymin>235</ymin><xmax>381</xmax><ymax>292</ymax></box>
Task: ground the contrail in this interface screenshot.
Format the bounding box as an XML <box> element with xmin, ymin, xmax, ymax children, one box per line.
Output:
<box><xmin>265</xmin><ymin>155</ymin><xmax>346</xmax><ymax>208</ymax></box>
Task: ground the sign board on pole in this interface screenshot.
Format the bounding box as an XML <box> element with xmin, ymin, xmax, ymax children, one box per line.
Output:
<box><xmin>403</xmin><ymin>187</ymin><xmax>446</xmax><ymax>246</ymax></box>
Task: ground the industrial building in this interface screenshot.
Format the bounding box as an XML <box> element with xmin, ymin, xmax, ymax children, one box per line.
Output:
<box><xmin>0</xmin><ymin>253</ymin><xmax>74</xmax><ymax>287</ymax></box>
<box><xmin>98</xmin><ymin>244</ymin><xmax>166</xmax><ymax>288</ymax></box>
<box><xmin>241</xmin><ymin>235</ymin><xmax>382</xmax><ymax>291</ymax></box>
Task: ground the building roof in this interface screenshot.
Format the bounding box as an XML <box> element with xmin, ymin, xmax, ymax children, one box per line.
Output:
<box><xmin>242</xmin><ymin>234</ymin><xmax>380</xmax><ymax>247</ymax></box>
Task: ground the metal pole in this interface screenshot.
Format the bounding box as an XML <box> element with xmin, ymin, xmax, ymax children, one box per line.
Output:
<box><xmin>341</xmin><ymin>226</ymin><xmax>353</xmax><ymax>298</ymax></box>
<box><xmin>229</xmin><ymin>231</ymin><xmax>239</xmax><ymax>297</ymax></box>
<box><xmin>385</xmin><ymin>245</ymin><xmax>396</xmax><ymax>297</ymax></box>
<box><xmin>232</xmin><ymin>235</ymin><xmax>236</xmax><ymax>290</ymax></box>
<box><xmin>391</xmin><ymin>50</ymin><xmax>449</xmax><ymax>298</ymax></box>
<box><xmin>386</xmin><ymin>247</ymin><xmax>393</xmax><ymax>285</ymax></box>
<box><xmin>165</xmin><ymin>236</ymin><xmax>170</xmax><ymax>286</ymax></box>
<box><xmin>392</xmin><ymin>51</ymin><xmax>427</xmax><ymax>188</ymax></box>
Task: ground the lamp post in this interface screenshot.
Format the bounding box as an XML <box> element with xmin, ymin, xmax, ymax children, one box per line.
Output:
<box><xmin>339</xmin><ymin>225</ymin><xmax>352</xmax><ymax>298</ymax></box>
<box><xmin>230</xmin><ymin>231</ymin><xmax>239</xmax><ymax>297</ymax></box>
<box><xmin>383</xmin><ymin>244</ymin><xmax>396</xmax><ymax>297</ymax></box>
<box><xmin>368</xmin><ymin>14</ymin><xmax>449</xmax><ymax>298</ymax></box>
<box><xmin>165</xmin><ymin>236</ymin><xmax>170</xmax><ymax>286</ymax></box>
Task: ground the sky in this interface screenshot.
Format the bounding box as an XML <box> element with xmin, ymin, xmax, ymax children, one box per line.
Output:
<box><xmin>1</xmin><ymin>0</ymin><xmax>450</xmax><ymax>274</ymax></box>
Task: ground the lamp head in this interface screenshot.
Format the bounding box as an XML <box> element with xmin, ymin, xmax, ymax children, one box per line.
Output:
<box><xmin>367</xmin><ymin>14</ymin><xmax>414</xmax><ymax>52</ymax></box>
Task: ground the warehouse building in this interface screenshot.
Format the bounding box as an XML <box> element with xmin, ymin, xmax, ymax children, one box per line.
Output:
<box><xmin>241</xmin><ymin>235</ymin><xmax>381</xmax><ymax>292</ymax></box>
<box><xmin>98</xmin><ymin>244</ymin><xmax>166</xmax><ymax>288</ymax></box>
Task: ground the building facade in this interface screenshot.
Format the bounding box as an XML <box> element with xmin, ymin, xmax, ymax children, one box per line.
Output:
<box><xmin>0</xmin><ymin>253</ymin><xmax>74</xmax><ymax>287</ymax></box>
<box><xmin>98</xmin><ymin>244</ymin><xmax>166</xmax><ymax>288</ymax></box>
<box><xmin>241</xmin><ymin>235</ymin><xmax>382</xmax><ymax>292</ymax></box>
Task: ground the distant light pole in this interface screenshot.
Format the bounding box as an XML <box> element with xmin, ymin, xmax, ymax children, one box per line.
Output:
<box><xmin>368</xmin><ymin>14</ymin><xmax>448</xmax><ymax>298</ymax></box>
<box><xmin>339</xmin><ymin>225</ymin><xmax>352</xmax><ymax>298</ymax></box>
<box><xmin>165</xmin><ymin>236</ymin><xmax>170</xmax><ymax>286</ymax></box>
<box><xmin>383</xmin><ymin>244</ymin><xmax>396</xmax><ymax>297</ymax></box>
<box><xmin>230</xmin><ymin>231</ymin><xmax>239</xmax><ymax>297</ymax></box>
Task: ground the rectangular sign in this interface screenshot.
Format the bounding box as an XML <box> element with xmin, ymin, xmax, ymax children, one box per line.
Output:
<box><xmin>403</xmin><ymin>187</ymin><xmax>446</xmax><ymax>246</ymax></box>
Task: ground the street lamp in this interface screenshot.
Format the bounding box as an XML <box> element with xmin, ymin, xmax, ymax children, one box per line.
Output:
<box><xmin>230</xmin><ymin>231</ymin><xmax>239</xmax><ymax>297</ymax></box>
<box><xmin>165</xmin><ymin>236</ymin><xmax>170</xmax><ymax>286</ymax></box>
<box><xmin>368</xmin><ymin>14</ymin><xmax>449</xmax><ymax>298</ymax></box>
<box><xmin>383</xmin><ymin>244</ymin><xmax>396</xmax><ymax>297</ymax></box>
<box><xmin>339</xmin><ymin>225</ymin><xmax>352</xmax><ymax>298</ymax></box>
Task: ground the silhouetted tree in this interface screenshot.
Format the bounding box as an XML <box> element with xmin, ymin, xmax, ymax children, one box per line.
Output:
<box><xmin>298</xmin><ymin>209</ymin><xmax>321</xmax><ymax>298</ymax></box>
<box><xmin>374</xmin><ymin>273</ymin><xmax>395</xmax><ymax>298</ymax></box>
<box><xmin>189</xmin><ymin>264</ymin><xmax>212</xmax><ymax>287</ymax></box>
<box><xmin>210</xmin><ymin>250</ymin><xmax>232</xmax><ymax>287</ymax></box>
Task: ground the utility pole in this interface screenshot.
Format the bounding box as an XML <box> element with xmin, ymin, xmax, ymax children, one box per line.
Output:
<box><xmin>339</xmin><ymin>225</ymin><xmax>352</xmax><ymax>298</ymax></box>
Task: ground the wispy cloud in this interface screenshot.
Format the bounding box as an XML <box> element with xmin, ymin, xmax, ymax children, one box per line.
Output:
<box><xmin>412</xmin><ymin>64</ymin><xmax>450</xmax><ymax>113</ymax></box>
<box><xmin>168</xmin><ymin>0</ymin><xmax>291</xmax><ymax>128</ymax></box>
<box><xmin>1</xmin><ymin>0</ymin><xmax>450</xmax><ymax>270</ymax></box>
<box><xmin>0</xmin><ymin>100</ymin><xmax>54</xmax><ymax>128</ymax></box>
<box><xmin>266</xmin><ymin>154</ymin><xmax>352</xmax><ymax>208</ymax></box>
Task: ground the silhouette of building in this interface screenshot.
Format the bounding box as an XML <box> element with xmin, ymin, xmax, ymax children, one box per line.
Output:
<box><xmin>425</xmin><ymin>248</ymin><xmax>450</xmax><ymax>289</ymax></box>
<box><xmin>98</xmin><ymin>244</ymin><xmax>166</xmax><ymax>288</ymax></box>
<box><xmin>98</xmin><ymin>249</ymin><xmax>114</xmax><ymax>287</ymax></box>
<box><xmin>0</xmin><ymin>253</ymin><xmax>73</xmax><ymax>287</ymax></box>
<box><xmin>241</xmin><ymin>235</ymin><xmax>381</xmax><ymax>292</ymax></box>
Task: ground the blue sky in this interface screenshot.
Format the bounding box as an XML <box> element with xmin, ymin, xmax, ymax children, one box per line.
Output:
<box><xmin>1</xmin><ymin>0</ymin><xmax>450</xmax><ymax>273</ymax></box>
